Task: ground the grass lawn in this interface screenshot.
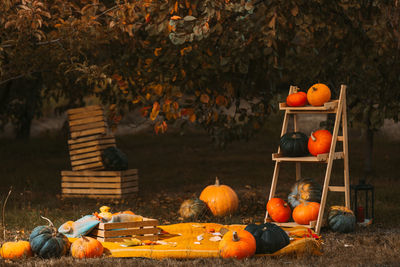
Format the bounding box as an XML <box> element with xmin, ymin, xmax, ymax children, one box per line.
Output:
<box><xmin>0</xmin><ymin>121</ymin><xmax>399</xmax><ymax>266</ymax></box>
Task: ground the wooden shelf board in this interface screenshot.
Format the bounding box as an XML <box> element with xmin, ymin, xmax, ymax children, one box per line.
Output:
<box><xmin>279</xmin><ymin>100</ymin><xmax>338</xmax><ymax>112</ymax></box>
<box><xmin>270</xmin><ymin>220</ymin><xmax>316</xmax><ymax>229</ymax></box>
<box><xmin>272</xmin><ymin>152</ymin><xmax>344</xmax><ymax>162</ymax></box>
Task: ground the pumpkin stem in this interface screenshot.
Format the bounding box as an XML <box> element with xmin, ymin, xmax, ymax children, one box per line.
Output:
<box><xmin>312</xmin><ymin>86</ymin><xmax>318</xmax><ymax>92</ymax></box>
<box><xmin>215</xmin><ymin>177</ymin><xmax>220</xmax><ymax>186</ymax></box>
<box><xmin>2</xmin><ymin>187</ymin><xmax>12</xmax><ymax>241</ymax></box>
<box><xmin>232</xmin><ymin>231</ymin><xmax>240</xmax><ymax>242</ymax></box>
<box><xmin>310</xmin><ymin>132</ymin><xmax>316</xmax><ymax>142</ymax></box>
<box><xmin>40</xmin><ymin>216</ymin><xmax>55</xmax><ymax>228</ymax></box>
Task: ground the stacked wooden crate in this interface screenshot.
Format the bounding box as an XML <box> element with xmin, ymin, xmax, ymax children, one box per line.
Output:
<box><xmin>61</xmin><ymin>105</ymin><xmax>138</xmax><ymax>199</ymax></box>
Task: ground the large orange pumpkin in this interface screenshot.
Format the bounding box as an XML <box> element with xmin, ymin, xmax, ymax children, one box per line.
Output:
<box><xmin>292</xmin><ymin>202</ymin><xmax>320</xmax><ymax>225</ymax></box>
<box><xmin>219</xmin><ymin>229</ymin><xmax>256</xmax><ymax>259</ymax></box>
<box><xmin>0</xmin><ymin>241</ymin><xmax>33</xmax><ymax>260</ymax></box>
<box><xmin>199</xmin><ymin>177</ymin><xmax>239</xmax><ymax>216</ymax></box>
<box><xmin>70</xmin><ymin>236</ymin><xmax>104</xmax><ymax>259</ymax></box>
<box><xmin>286</xmin><ymin>89</ymin><xmax>307</xmax><ymax>107</ymax></box>
<box><xmin>266</xmin><ymin>198</ymin><xmax>291</xmax><ymax>223</ymax></box>
<box><xmin>307</xmin><ymin>83</ymin><xmax>331</xmax><ymax>106</ymax></box>
<box><xmin>308</xmin><ymin>129</ymin><xmax>332</xmax><ymax>156</ymax></box>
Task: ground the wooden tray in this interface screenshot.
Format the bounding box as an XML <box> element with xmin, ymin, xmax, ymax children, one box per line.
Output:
<box><xmin>68</xmin><ymin>134</ymin><xmax>116</xmax><ymax>171</ymax></box>
<box><xmin>67</xmin><ymin>105</ymin><xmax>108</xmax><ymax>139</ymax></box>
<box><xmin>88</xmin><ymin>217</ymin><xmax>159</xmax><ymax>242</ymax></box>
<box><xmin>61</xmin><ymin>169</ymin><xmax>138</xmax><ymax>199</ymax></box>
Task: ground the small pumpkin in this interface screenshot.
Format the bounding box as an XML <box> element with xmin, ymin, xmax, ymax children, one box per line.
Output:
<box><xmin>244</xmin><ymin>223</ymin><xmax>290</xmax><ymax>254</ymax></box>
<box><xmin>219</xmin><ymin>229</ymin><xmax>256</xmax><ymax>259</ymax></box>
<box><xmin>178</xmin><ymin>198</ymin><xmax>208</xmax><ymax>220</ymax></box>
<box><xmin>292</xmin><ymin>202</ymin><xmax>320</xmax><ymax>225</ymax></box>
<box><xmin>308</xmin><ymin>129</ymin><xmax>332</xmax><ymax>156</ymax></box>
<box><xmin>102</xmin><ymin>147</ymin><xmax>128</xmax><ymax>171</ymax></box>
<box><xmin>199</xmin><ymin>177</ymin><xmax>239</xmax><ymax>217</ymax></box>
<box><xmin>0</xmin><ymin>241</ymin><xmax>33</xmax><ymax>260</ymax></box>
<box><xmin>70</xmin><ymin>236</ymin><xmax>104</xmax><ymax>259</ymax></box>
<box><xmin>266</xmin><ymin>198</ymin><xmax>291</xmax><ymax>223</ymax></box>
<box><xmin>286</xmin><ymin>88</ymin><xmax>307</xmax><ymax>107</ymax></box>
<box><xmin>307</xmin><ymin>83</ymin><xmax>331</xmax><ymax>106</ymax></box>
<box><xmin>288</xmin><ymin>178</ymin><xmax>322</xmax><ymax>208</ymax></box>
<box><xmin>328</xmin><ymin>206</ymin><xmax>356</xmax><ymax>233</ymax></box>
<box><xmin>280</xmin><ymin>132</ymin><xmax>309</xmax><ymax>157</ymax></box>
<box><xmin>29</xmin><ymin>216</ymin><xmax>70</xmax><ymax>258</ymax></box>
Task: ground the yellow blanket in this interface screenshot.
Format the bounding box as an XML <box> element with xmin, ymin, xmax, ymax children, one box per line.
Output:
<box><xmin>70</xmin><ymin>223</ymin><xmax>322</xmax><ymax>258</ymax></box>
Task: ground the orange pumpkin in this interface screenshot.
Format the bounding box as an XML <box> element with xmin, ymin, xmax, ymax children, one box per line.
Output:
<box><xmin>308</xmin><ymin>129</ymin><xmax>332</xmax><ymax>156</ymax></box>
<box><xmin>307</xmin><ymin>83</ymin><xmax>331</xmax><ymax>106</ymax></box>
<box><xmin>266</xmin><ymin>198</ymin><xmax>291</xmax><ymax>223</ymax></box>
<box><xmin>70</xmin><ymin>236</ymin><xmax>104</xmax><ymax>259</ymax></box>
<box><xmin>286</xmin><ymin>89</ymin><xmax>307</xmax><ymax>107</ymax></box>
<box><xmin>199</xmin><ymin>177</ymin><xmax>239</xmax><ymax>216</ymax></box>
<box><xmin>0</xmin><ymin>241</ymin><xmax>33</xmax><ymax>260</ymax></box>
<box><xmin>219</xmin><ymin>229</ymin><xmax>256</xmax><ymax>259</ymax></box>
<box><xmin>292</xmin><ymin>202</ymin><xmax>320</xmax><ymax>225</ymax></box>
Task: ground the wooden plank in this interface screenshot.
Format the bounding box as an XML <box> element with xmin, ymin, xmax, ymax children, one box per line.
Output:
<box><xmin>61</xmin><ymin>169</ymin><xmax>138</xmax><ymax>177</ymax></box>
<box><xmin>270</xmin><ymin>220</ymin><xmax>316</xmax><ymax>228</ymax></box>
<box><xmin>62</xmin><ymin>180</ymin><xmax>138</xmax><ymax>189</ymax></box>
<box><xmin>62</xmin><ymin>186</ymin><xmax>138</xmax><ymax>195</ymax></box>
<box><xmin>69</xmin><ymin>121</ymin><xmax>107</xmax><ymax>133</ymax></box>
<box><xmin>68</xmin><ymin>134</ymin><xmax>115</xmax><ymax>145</ymax></box>
<box><xmin>337</xmin><ymin>136</ymin><xmax>344</xmax><ymax>141</ymax></box>
<box><xmin>71</xmin><ymin>156</ymin><xmax>102</xmax><ymax>166</ymax></box>
<box><xmin>62</xmin><ymin>176</ymin><xmax>123</xmax><ymax>183</ymax></box>
<box><xmin>279</xmin><ymin>100</ymin><xmax>338</xmax><ymax>111</ymax></box>
<box><xmin>68</xmin><ymin>109</ymin><xmax>105</xmax><ymax>120</ymax></box>
<box><xmin>69</xmin><ymin>138</ymin><xmax>115</xmax><ymax>150</ymax></box>
<box><xmin>341</xmin><ymin>85</ymin><xmax>351</xmax><ymax>209</ymax></box>
<box><xmin>70</xmin><ymin>127</ymin><xmax>107</xmax><ymax>139</ymax></box>
<box><xmin>72</xmin><ymin>162</ymin><xmax>104</xmax><ymax>171</ymax></box>
<box><xmin>92</xmin><ymin>235</ymin><xmax>158</xmax><ymax>242</ymax></box>
<box><xmin>68</xmin><ymin>143</ymin><xmax>115</xmax><ymax>155</ymax></box>
<box><xmin>329</xmin><ymin>186</ymin><xmax>346</xmax><ymax>192</ymax></box>
<box><xmin>67</xmin><ymin>105</ymin><xmax>103</xmax><ymax>115</ymax></box>
<box><xmin>62</xmin><ymin>193</ymin><xmax>138</xmax><ymax>199</ymax></box>
<box><xmin>70</xmin><ymin>151</ymin><xmax>102</xmax><ymax>161</ymax></box>
<box><xmin>98</xmin><ymin>219</ymin><xmax>158</xmax><ymax>230</ymax></box>
<box><xmin>69</xmin><ymin>115</ymin><xmax>105</xmax><ymax>127</ymax></box>
<box><xmin>91</xmin><ymin>227</ymin><xmax>157</xmax><ymax>238</ymax></box>
<box><xmin>272</xmin><ymin>152</ymin><xmax>344</xmax><ymax>162</ymax></box>
<box><xmin>287</xmin><ymin>109</ymin><xmax>338</xmax><ymax>114</ymax></box>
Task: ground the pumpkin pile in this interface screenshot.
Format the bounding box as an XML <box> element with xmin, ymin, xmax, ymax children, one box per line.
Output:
<box><xmin>285</xmin><ymin>83</ymin><xmax>331</xmax><ymax>108</ymax></box>
<box><xmin>179</xmin><ymin>177</ymin><xmax>239</xmax><ymax>220</ymax></box>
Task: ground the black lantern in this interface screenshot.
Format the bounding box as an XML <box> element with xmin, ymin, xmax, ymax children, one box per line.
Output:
<box><xmin>350</xmin><ymin>180</ymin><xmax>374</xmax><ymax>225</ymax></box>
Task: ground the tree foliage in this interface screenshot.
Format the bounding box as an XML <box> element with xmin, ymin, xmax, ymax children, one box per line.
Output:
<box><xmin>0</xmin><ymin>0</ymin><xmax>399</xmax><ymax>145</ymax></box>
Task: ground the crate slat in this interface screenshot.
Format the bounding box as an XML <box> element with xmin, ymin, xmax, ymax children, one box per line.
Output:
<box><xmin>70</xmin><ymin>151</ymin><xmax>102</xmax><ymax>161</ymax></box>
<box><xmin>70</xmin><ymin>127</ymin><xmax>108</xmax><ymax>139</ymax></box>
<box><xmin>91</xmin><ymin>227</ymin><xmax>157</xmax><ymax>238</ymax></box>
<box><xmin>68</xmin><ymin>109</ymin><xmax>105</xmax><ymax>120</ymax></box>
<box><xmin>98</xmin><ymin>218</ymin><xmax>158</xmax><ymax>230</ymax></box>
<box><xmin>69</xmin><ymin>143</ymin><xmax>115</xmax><ymax>156</ymax></box>
<box><xmin>62</xmin><ymin>186</ymin><xmax>138</xmax><ymax>195</ymax></box>
<box><xmin>92</xmin><ymin>235</ymin><xmax>158</xmax><ymax>242</ymax></box>
<box><xmin>62</xmin><ymin>174</ymin><xmax>137</xmax><ymax>183</ymax></box>
<box><xmin>69</xmin><ymin>137</ymin><xmax>116</xmax><ymax>150</ymax></box>
<box><xmin>62</xmin><ymin>180</ymin><xmax>138</xmax><ymax>189</ymax></box>
<box><xmin>61</xmin><ymin>169</ymin><xmax>138</xmax><ymax>177</ymax></box>
<box><xmin>68</xmin><ymin>134</ymin><xmax>114</xmax><ymax>145</ymax></box>
<box><xmin>69</xmin><ymin>121</ymin><xmax>107</xmax><ymax>133</ymax></box>
<box><xmin>67</xmin><ymin>105</ymin><xmax>103</xmax><ymax>115</ymax></box>
<box><xmin>68</xmin><ymin>115</ymin><xmax>105</xmax><ymax>127</ymax></box>
<box><xmin>70</xmin><ymin>156</ymin><xmax>102</xmax><ymax>166</ymax></box>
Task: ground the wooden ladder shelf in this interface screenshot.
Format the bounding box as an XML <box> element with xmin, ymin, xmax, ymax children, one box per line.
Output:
<box><xmin>264</xmin><ymin>84</ymin><xmax>350</xmax><ymax>234</ymax></box>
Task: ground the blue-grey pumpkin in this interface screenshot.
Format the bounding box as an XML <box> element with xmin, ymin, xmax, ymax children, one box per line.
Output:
<box><xmin>328</xmin><ymin>206</ymin><xmax>356</xmax><ymax>233</ymax></box>
<box><xmin>29</xmin><ymin>217</ymin><xmax>70</xmax><ymax>258</ymax></box>
<box><xmin>244</xmin><ymin>223</ymin><xmax>290</xmax><ymax>254</ymax></box>
<box><xmin>288</xmin><ymin>178</ymin><xmax>322</xmax><ymax>209</ymax></box>
<box><xmin>279</xmin><ymin>132</ymin><xmax>309</xmax><ymax>157</ymax></box>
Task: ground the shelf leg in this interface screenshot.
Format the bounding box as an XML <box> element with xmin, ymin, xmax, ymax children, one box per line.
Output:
<box><xmin>265</xmin><ymin>161</ymin><xmax>281</xmax><ymax>222</ymax></box>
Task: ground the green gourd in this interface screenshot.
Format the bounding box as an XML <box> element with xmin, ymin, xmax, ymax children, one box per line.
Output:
<box><xmin>244</xmin><ymin>223</ymin><xmax>290</xmax><ymax>254</ymax></box>
<box><xmin>288</xmin><ymin>178</ymin><xmax>322</xmax><ymax>208</ymax></box>
<box><xmin>279</xmin><ymin>132</ymin><xmax>309</xmax><ymax>157</ymax></box>
<box><xmin>328</xmin><ymin>206</ymin><xmax>356</xmax><ymax>233</ymax></box>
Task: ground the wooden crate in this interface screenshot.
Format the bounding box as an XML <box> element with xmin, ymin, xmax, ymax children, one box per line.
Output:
<box><xmin>61</xmin><ymin>169</ymin><xmax>138</xmax><ymax>199</ymax></box>
<box><xmin>68</xmin><ymin>134</ymin><xmax>116</xmax><ymax>171</ymax></box>
<box><xmin>88</xmin><ymin>218</ymin><xmax>159</xmax><ymax>242</ymax></box>
<box><xmin>67</xmin><ymin>105</ymin><xmax>108</xmax><ymax>139</ymax></box>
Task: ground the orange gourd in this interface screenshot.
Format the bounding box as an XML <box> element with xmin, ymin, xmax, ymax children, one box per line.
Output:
<box><xmin>266</xmin><ymin>198</ymin><xmax>291</xmax><ymax>223</ymax></box>
<box><xmin>199</xmin><ymin>177</ymin><xmax>239</xmax><ymax>216</ymax></box>
<box><xmin>70</xmin><ymin>236</ymin><xmax>104</xmax><ymax>259</ymax></box>
<box><xmin>286</xmin><ymin>89</ymin><xmax>307</xmax><ymax>107</ymax></box>
<box><xmin>307</xmin><ymin>83</ymin><xmax>331</xmax><ymax>106</ymax></box>
<box><xmin>292</xmin><ymin>202</ymin><xmax>320</xmax><ymax>225</ymax></box>
<box><xmin>308</xmin><ymin>130</ymin><xmax>332</xmax><ymax>156</ymax></box>
<box><xmin>0</xmin><ymin>241</ymin><xmax>33</xmax><ymax>260</ymax></box>
<box><xmin>219</xmin><ymin>229</ymin><xmax>256</xmax><ymax>259</ymax></box>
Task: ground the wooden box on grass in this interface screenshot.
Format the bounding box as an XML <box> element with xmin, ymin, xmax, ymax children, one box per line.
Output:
<box><xmin>68</xmin><ymin>134</ymin><xmax>116</xmax><ymax>171</ymax></box>
<box><xmin>67</xmin><ymin>105</ymin><xmax>108</xmax><ymax>139</ymax></box>
<box><xmin>61</xmin><ymin>169</ymin><xmax>138</xmax><ymax>199</ymax></box>
<box><xmin>88</xmin><ymin>218</ymin><xmax>159</xmax><ymax>242</ymax></box>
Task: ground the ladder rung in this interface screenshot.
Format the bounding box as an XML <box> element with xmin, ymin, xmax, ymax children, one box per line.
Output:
<box><xmin>329</xmin><ymin>186</ymin><xmax>346</xmax><ymax>192</ymax></box>
<box><xmin>337</xmin><ymin>136</ymin><xmax>344</xmax><ymax>141</ymax></box>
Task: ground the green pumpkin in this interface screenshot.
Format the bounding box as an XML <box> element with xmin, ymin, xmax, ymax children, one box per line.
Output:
<box><xmin>288</xmin><ymin>178</ymin><xmax>322</xmax><ymax>208</ymax></box>
<box><xmin>179</xmin><ymin>198</ymin><xmax>208</xmax><ymax>220</ymax></box>
<box><xmin>29</xmin><ymin>217</ymin><xmax>70</xmax><ymax>258</ymax></box>
<box><xmin>102</xmin><ymin>147</ymin><xmax>128</xmax><ymax>171</ymax></box>
<box><xmin>279</xmin><ymin>132</ymin><xmax>309</xmax><ymax>157</ymax></box>
<box><xmin>244</xmin><ymin>223</ymin><xmax>289</xmax><ymax>254</ymax></box>
<box><xmin>328</xmin><ymin>206</ymin><xmax>356</xmax><ymax>233</ymax></box>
